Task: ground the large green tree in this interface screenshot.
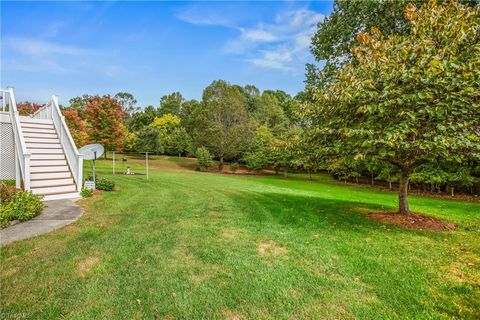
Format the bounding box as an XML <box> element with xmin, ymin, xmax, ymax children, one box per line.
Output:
<box><xmin>243</xmin><ymin>126</ymin><xmax>274</xmax><ymax>171</ymax></box>
<box><xmin>127</xmin><ymin>105</ymin><xmax>157</xmax><ymax>132</ymax></box>
<box><xmin>304</xmin><ymin>1</ymin><xmax>480</xmax><ymax>214</ymax></box>
<box><xmin>199</xmin><ymin>80</ymin><xmax>253</xmax><ymax>169</ymax></box>
<box><xmin>134</xmin><ymin>127</ymin><xmax>161</xmax><ymax>153</ymax></box>
<box><xmin>253</xmin><ymin>92</ymin><xmax>288</xmax><ymax>134</ymax></box>
<box><xmin>114</xmin><ymin>92</ymin><xmax>138</xmax><ymax>117</ymax></box>
<box><xmin>158</xmin><ymin>92</ymin><xmax>184</xmax><ymax>116</ymax></box>
<box><xmin>165</xmin><ymin>127</ymin><xmax>192</xmax><ymax>157</ymax></box>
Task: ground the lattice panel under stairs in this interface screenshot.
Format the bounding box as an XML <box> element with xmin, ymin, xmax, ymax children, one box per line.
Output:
<box><xmin>0</xmin><ymin>121</ymin><xmax>15</xmax><ymax>180</ymax></box>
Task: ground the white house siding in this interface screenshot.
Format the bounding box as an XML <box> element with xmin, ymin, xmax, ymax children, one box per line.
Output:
<box><xmin>0</xmin><ymin>112</ymin><xmax>15</xmax><ymax>180</ymax></box>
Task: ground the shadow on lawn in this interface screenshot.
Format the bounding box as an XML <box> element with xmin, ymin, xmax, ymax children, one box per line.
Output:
<box><xmin>228</xmin><ymin>190</ymin><xmax>399</xmax><ymax>233</ymax></box>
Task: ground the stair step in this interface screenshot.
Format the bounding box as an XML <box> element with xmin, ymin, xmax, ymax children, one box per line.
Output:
<box><xmin>20</xmin><ymin>122</ymin><xmax>55</xmax><ymax>130</ymax></box>
<box><xmin>19</xmin><ymin>117</ymin><xmax>53</xmax><ymax>124</ymax></box>
<box><xmin>30</xmin><ymin>165</ymin><xmax>69</xmax><ymax>173</ymax></box>
<box><xmin>43</xmin><ymin>192</ymin><xmax>80</xmax><ymax>201</ymax></box>
<box><xmin>31</xmin><ymin>178</ymin><xmax>74</xmax><ymax>188</ymax></box>
<box><xmin>30</xmin><ymin>153</ymin><xmax>65</xmax><ymax>160</ymax></box>
<box><xmin>31</xmin><ymin>171</ymin><xmax>71</xmax><ymax>180</ymax></box>
<box><xmin>26</xmin><ymin>142</ymin><xmax>62</xmax><ymax>149</ymax></box>
<box><xmin>28</xmin><ymin>149</ymin><xmax>64</xmax><ymax>155</ymax></box>
<box><xmin>31</xmin><ymin>184</ymin><xmax>76</xmax><ymax>195</ymax></box>
<box><xmin>22</xmin><ymin>127</ymin><xmax>57</xmax><ymax>134</ymax></box>
<box><xmin>23</xmin><ymin>132</ymin><xmax>58</xmax><ymax>139</ymax></box>
<box><xmin>25</xmin><ymin>137</ymin><xmax>60</xmax><ymax>144</ymax></box>
<box><xmin>31</xmin><ymin>159</ymin><xmax>67</xmax><ymax>166</ymax></box>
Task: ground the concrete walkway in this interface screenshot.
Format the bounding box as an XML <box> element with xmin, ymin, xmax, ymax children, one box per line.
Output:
<box><xmin>0</xmin><ymin>199</ymin><xmax>83</xmax><ymax>245</ymax></box>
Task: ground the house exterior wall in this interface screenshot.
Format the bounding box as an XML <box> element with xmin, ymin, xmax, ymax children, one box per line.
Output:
<box><xmin>0</xmin><ymin>112</ymin><xmax>15</xmax><ymax>180</ymax></box>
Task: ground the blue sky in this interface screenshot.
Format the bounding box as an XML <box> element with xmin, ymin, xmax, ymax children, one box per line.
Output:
<box><xmin>1</xmin><ymin>1</ymin><xmax>332</xmax><ymax>107</ymax></box>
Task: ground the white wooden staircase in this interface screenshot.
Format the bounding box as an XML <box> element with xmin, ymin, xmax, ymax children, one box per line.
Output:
<box><xmin>1</xmin><ymin>87</ymin><xmax>83</xmax><ymax>201</ymax></box>
<box><xmin>20</xmin><ymin>117</ymin><xmax>79</xmax><ymax>200</ymax></box>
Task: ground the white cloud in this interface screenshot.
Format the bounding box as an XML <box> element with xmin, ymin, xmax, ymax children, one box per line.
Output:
<box><xmin>7</xmin><ymin>37</ymin><xmax>89</xmax><ymax>56</ymax></box>
<box><xmin>224</xmin><ymin>8</ymin><xmax>324</xmax><ymax>71</ymax></box>
<box><xmin>3</xmin><ymin>58</ymin><xmax>73</xmax><ymax>75</ymax></box>
<box><xmin>250</xmin><ymin>49</ymin><xmax>294</xmax><ymax>71</ymax></box>
<box><xmin>3</xmin><ymin>37</ymin><xmax>92</xmax><ymax>75</ymax></box>
<box><xmin>240</xmin><ymin>28</ymin><xmax>277</xmax><ymax>42</ymax></box>
<box><xmin>176</xmin><ymin>5</ymin><xmax>324</xmax><ymax>71</ymax></box>
<box><xmin>176</xmin><ymin>7</ymin><xmax>232</xmax><ymax>27</ymax></box>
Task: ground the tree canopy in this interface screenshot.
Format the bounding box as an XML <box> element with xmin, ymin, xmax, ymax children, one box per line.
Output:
<box><xmin>307</xmin><ymin>0</ymin><xmax>478</xmax><ymax>88</ymax></box>
<box><xmin>84</xmin><ymin>95</ymin><xmax>126</xmax><ymax>156</ymax></box>
<box><xmin>198</xmin><ymin>80</ymin><xmax>253</xmax><ymax>169</ymax></box>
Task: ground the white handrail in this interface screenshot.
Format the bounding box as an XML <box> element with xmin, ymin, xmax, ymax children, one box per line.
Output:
<box><xmin>50</xmin><ymin>96</ymin><xmax>83</xmax><ymax>191</ymax></box>
<box><xmin>33</xmin><ymin>103</ymin><xmax>49</xmax><ymax>118</ymax></box>
<box><xmin>1</xmin><ymin>87</ymin><xmax>31</xmax><ymax>190</ymax></box>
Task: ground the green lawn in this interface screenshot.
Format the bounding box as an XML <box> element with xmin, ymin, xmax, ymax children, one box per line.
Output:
<box><xmin>1</xmin><ymin>156</ymin><xmax>479</xmax><ymax>319</ymax></box>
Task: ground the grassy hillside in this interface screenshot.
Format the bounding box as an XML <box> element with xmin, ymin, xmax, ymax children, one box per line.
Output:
<box><xmin>1</xmin><ymin>156</ymin><xmax>479</xmax><ymax>319</ymax></box>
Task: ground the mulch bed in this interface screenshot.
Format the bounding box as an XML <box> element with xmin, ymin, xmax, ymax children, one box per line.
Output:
<box><xmin>368</xmin><ymin>211</ymin><xmax>458</xmax><ymax>232</ymax></box>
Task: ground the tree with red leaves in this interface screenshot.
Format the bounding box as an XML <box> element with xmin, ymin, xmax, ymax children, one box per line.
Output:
<box><xmin>63</xmin><ymin>108</ymin><xmax>88</xmax><ymax>147</ymax></box>
<box><xmin>17</xmin><ymin>102</ymin><xmax>43</xmax><ymax>116</ymax></box>
<box><xmin>84</xmin><ymin>95</ymin><xmax>126</xmax><ymax>158</ymax></box>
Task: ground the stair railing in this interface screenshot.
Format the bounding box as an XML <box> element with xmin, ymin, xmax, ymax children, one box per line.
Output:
<box><xmin>1</xmin><ymin>87</ymin><xmax>31</xmax><ymax>190</ymax></box>
<box><xmin>33</xmin><ymin>96</ymin><xmax>83</xmax><ymax>192</ymax></box>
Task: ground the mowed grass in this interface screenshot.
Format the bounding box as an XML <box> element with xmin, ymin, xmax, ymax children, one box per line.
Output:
<box><xmin>1</xmin><ymin>156</ymin><xmax>479</xmax><ymax>319</ymax></box>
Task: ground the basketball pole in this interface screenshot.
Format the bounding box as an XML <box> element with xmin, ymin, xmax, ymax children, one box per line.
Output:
<box><xmin>146</xmin><ymin>152</ymin><xmax>149</xmax><ymax>180</ymax></box>
<box><xmin>92</xmin><ymin>151</ymin><xmax>97</xmax><ymax>188</ymax></box>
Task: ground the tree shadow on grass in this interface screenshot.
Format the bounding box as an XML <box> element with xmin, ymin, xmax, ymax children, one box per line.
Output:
<box><xmin>227</xmin><ymin>190</ymin><xmax>415</xmax><ymax>234</ymax></box>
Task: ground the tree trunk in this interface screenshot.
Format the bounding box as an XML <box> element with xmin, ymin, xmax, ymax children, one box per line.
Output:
<box><xmin>309</xmin><ymin>170</ymin><xmax>312</xmax><ymax>180</ymax></box>
<box><xmin>219</xmin><ymin>156</ymin><xmax>224</xmax><ymax>170</ymax></box>
<box><xmin>355</xmin><ymin>176</ymin><xmax>359</xmax><ymax>184</ymax></box>
<box><xmin>284</xmin><ymin>169</ymin><xmax>288</xmax><ymax>178</ymax></box>
<box><xmin>451</xmin><ymin>186</ymin><xmax>454</xmax><ymax>197</ymax></box>
<box><xmin>399</xmin><ymin>171</ymin><xmax>410</xmax><ymax>215</ymax></box>
<box><xmin>388</xmin><ymin>180</ymin><xmax>392</xmax><ymax>191</ymax></box>
<box><xmin>371</xmin><ymin>173</ymin><xmax>374</xmax><ymax>186</ymax></box>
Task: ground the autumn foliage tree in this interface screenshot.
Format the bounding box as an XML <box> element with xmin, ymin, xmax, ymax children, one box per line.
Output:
<box><xmin>63</xmin><ymin>108</ymin><xmax>88</xmax><ymax>147</ymax></box>
<box><xmin>84</xmin><ymin>95</ymin><xmax>126</xmax><ymax>158</ymax></box>
<box><xmin>304</xmin><ymin>1</ymin><xmax>480</xmax><ymax>214</ymax></box>
<box><xmin>16</xmin><ymin>102</ymin><xmax>43</xmax><ymax>116</ymax></box>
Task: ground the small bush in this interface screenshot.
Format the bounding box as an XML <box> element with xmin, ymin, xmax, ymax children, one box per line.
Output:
<box><xmin>0</xmin><ymin>208</ymin><xmax>13</xmax><ymax>228</ymax></box>
<box><xmin>230</xmin><ymin>162</ymin><xmax>240</xmax><ymax>173</ymax></box>
<box><xmin>196</xmin><ymin>147</ymin><xmax>213</xmax><ymax>171</ymax></box>
<box><xmin>84</xmin><ymin>175</ymin><xmax>115</xmax><ymax>191</ymax></box>
<box><xmin>80</xmin><ymin>187</ymin><xmax>93</xmax><ymax>198</ymax></box>
<box><xmin>2</xmin><ymin>179</ymin><xmax>16</xmax><ymax>186</ymax></box>
<box><xmin>96</xmin><ymin>178</ymin><xmax>115</xmax><ymax>191</ymax></box>
<box><xmin>1</xmin><ymin>181</ymin><xmax>17</xmax><ymax>205</ymax></box>
<box><xmin>0</xmin><ymin>191</ymin><xmax>43</xmax><ymax>228</ymax></box>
